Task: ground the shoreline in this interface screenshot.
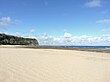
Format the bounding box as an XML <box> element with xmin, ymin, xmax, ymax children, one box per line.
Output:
<box><xmin>0</xmin><ymin>45</ymin><xmax>110</xmax><ymax>53</ymax></box>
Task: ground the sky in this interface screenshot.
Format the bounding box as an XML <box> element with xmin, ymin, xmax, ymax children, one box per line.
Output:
<box><xmin>0</xmin><ymin>0</ymin><xmax>110</xmax><ymax>46</ymax></box>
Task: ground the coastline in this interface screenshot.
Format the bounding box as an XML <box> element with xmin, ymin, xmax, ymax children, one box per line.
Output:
<box><xmin>0</xmin><ymin>45</ymin><xmax>110</xmax><ymax>53</ymax></box>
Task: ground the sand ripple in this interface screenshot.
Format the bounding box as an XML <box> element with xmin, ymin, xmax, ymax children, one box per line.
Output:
<box><xmin>0</xmin><ymin>48</ymin><xmax>110</xmax><ymax>82</ymax></box>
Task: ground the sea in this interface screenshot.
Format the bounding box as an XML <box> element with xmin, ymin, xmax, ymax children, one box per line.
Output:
<box><xmin>59</xmin><ymin>46</ymin><xmax>110</xmax><ymax>50</ymax></box>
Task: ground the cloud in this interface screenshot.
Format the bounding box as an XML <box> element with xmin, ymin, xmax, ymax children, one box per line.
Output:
<box><xmin>0</xmin><ymin>16</ymin><xmax>21</xmax><ymax>29</ymax></box>
<box><xmin>85</xmin><ymin>0</ymin><xmax>102</xmax><ymax>8</ymax></box>
<box><xmin>0</xmin><ymin>17</ymin><xmax>12</xmax><ymax>28</ymax></box>
<box><xmin>64</xmin><ymin>32</ymin><xmax>72</xmax><ymax>38</ymax></box>
<box><xmin>37</xmin><ymin>34</ymin><xmax>54</xmax><ymax>45</ymax></box>
<box><xmin>96</xmin><ymin>19</ymin><xmax>110</xmax><ymax>24</ymax></box>
<box><xmin>30</xmin><ymin>29</ymin><xmax>35</xmax><ymax>33</ymax></box>
<box><xmin>102</xmin><ymin>28</ymin><xmax>110</xmax><ymax>32</ymax></box>
<box><xmin>15</xmin><ymin>32</ymin><xmax>22</xmax><ymax>37</ymax></box>
<box><xmin>37</xmin><ymin>32</ymin><xmax>110</xmax><ymax>46</ymax></box>
<box><xmin>14</xmin><ymin>19</ymin><xmax>22</xmax><ymax>24</ymax></box>
<box><xmin>63</xmin><ymin>29</ymin><xmax>67</xmax><ymax>32</ymax></box>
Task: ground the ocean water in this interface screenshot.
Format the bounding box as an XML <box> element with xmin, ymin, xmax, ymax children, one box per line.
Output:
<box><xmin>59</xmin><ymin>46</ymin><xmax>110</xmax><ymax>50</ymax></box>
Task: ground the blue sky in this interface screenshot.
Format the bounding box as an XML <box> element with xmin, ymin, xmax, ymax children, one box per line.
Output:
<box><xmin>0</xmin><ymin>0</ymin><xmax>110</xmax><ymax>45</ymax></box>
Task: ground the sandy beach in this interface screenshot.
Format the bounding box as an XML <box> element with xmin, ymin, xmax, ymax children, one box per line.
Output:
<box><xmin>0</xmin><ymin>48</ymin><xmax>110</xmax><ymax>82</ymax></box>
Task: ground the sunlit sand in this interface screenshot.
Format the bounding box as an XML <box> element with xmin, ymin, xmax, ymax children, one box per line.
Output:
<box><xmin>0</xmin><ymin>48</ymin><xmax>110</xmax><ymax>82</ymax></box>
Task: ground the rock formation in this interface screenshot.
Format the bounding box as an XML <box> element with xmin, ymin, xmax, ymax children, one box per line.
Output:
<box><xmin>0</xmin><ymin>33</ymin><xmax>39</xmax><ymax>46</ymax></box>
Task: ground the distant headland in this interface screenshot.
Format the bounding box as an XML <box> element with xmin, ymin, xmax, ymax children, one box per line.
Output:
<box><xmin>0</xmin><ymin>33</ymin><xmax>39</xmax><ymax>46</ymax></box>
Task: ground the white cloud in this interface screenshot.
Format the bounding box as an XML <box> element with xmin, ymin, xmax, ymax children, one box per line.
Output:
<box><xmin>37</xmin><ymin>34</ymin><xmax>54</xmax><ymax>45</ymax></box>
<box><xmin>96</xmin><ymin>19</ymin><xmax>110</xmax><ymax>24</ymax></box>
<box><xmin>0</xmin><ymin>17</ymin><xmax>12</xmax><ymax>28</ymax></box>
<box><xmin>102</xmin><ymin>28</ymin><xmax>110</xmax><ymax>32</ymax></box>
<box><xmin>64</xmin><ymin>32</ymin><xmax>72</xmax><ymax>38</ymax></box>
<box><xmin>30</xmin><ymin>29</ymin><xmax>35</xmax><ymax>33</ymax></box>
<box><xmin>15</xmin><ymin>32</ymin><xmax>22</xmax><ymax>37</ymax></box>
<box><xmin>0</xmin><ymin>16</ymin><xmax>21</xmax><ymax>28</ymax></box>
<box><xmin>36</xmin><ymin>32</ymin><xmax>110</xmax><ymax>46</ymax></box>
<box><xmin>63</xmin><ymin>29</ymin><xmax>67</xmax><ymax>32</ymax></box>
<box><xmin>14</xmin><ymin>19</ymin><xmax>22</xmax><ymax>24</ymax></box>
<box><xmin>85</xmin><ymin>0</ymin><xmax>102</xmax><ymax>8</ymax></box>
<box><xmin>5</xmin><ymin>32</ymin><xmax>22</xmax><ymax>37</ymax></box>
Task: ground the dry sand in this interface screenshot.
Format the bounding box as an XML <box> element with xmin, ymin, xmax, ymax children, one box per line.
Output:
<box><xmin>0</xmin><ymin>48</ymin><xmax>110</xmax><ymax>82</ymax></box>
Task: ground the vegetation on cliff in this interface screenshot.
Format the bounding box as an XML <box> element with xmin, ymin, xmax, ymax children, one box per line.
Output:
<box><xmin>0</xmin><ymin>33</ymin><xmax>39</xmax><ymax>46</ymax></box>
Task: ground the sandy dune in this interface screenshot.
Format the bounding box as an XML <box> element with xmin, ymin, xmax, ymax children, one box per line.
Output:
<box><xmin>0</xmin><ymin>48</ymin><xmax>110</xmax><ymax>82</ymax></box>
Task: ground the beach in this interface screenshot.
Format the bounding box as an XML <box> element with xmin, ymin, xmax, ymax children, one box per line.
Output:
<box><xmin>0</xmin><ymin>48</ymin><xmax>110</xmax><ymax>82</ymax></box>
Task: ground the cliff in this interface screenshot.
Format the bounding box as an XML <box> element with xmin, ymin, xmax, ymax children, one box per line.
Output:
<box><xmin>0</xmin><ymin>33</ymin><xmax>39</xmax><ymax>46</ymax></box>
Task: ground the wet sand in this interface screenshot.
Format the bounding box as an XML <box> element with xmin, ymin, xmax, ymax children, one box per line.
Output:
<box><xmin>0</xmin><ymin>48</ymin><xmax>110</xmax><ymax>82</ymax></box>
